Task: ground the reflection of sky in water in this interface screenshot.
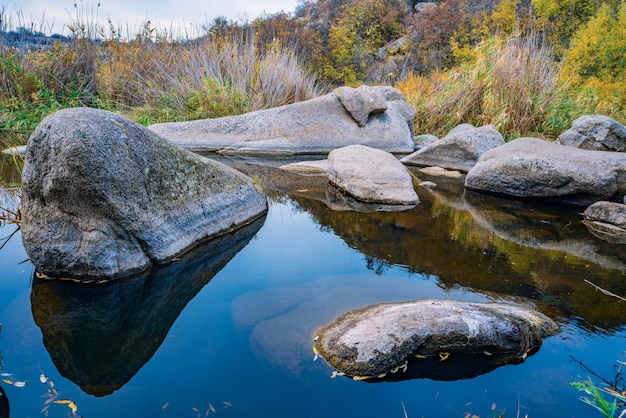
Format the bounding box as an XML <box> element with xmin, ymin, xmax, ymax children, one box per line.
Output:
<box><xmin>0</xmin><ymin>196</ymin><xmax>623</xmax><ymax>417</ymax></box>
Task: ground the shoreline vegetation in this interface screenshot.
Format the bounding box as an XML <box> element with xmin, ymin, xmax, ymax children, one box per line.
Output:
<box><xmin>1</xmin><ymin>0</ymin><xmax>625</xmax><ymax>149</ymax></box>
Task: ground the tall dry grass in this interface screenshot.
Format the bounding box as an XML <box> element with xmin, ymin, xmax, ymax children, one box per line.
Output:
<box><xmin>98</xmin><ymin>33</ymin><xmax>322</xmax><ymax>123</ymax></box>
<box><xmin>0</xmin><ymin>6</ymin><xmax>323</xmax><ymax>138</ymax></box>
<box><xmin>397</xmin><ymin>33</ymin><xmax>564</xmax><ymax>140</ymax></box>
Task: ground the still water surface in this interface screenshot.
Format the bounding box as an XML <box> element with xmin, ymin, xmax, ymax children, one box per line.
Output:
<box><xmin>0</xmin><ymin>154</ymin><xmax>624</xmax><ymax>417</ymax></box>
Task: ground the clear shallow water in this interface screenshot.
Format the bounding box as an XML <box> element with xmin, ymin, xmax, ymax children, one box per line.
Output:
<box><xmin>0</xmin><ymin>155</ymin><xmax>625</xmax><ymax>418</ymax></box>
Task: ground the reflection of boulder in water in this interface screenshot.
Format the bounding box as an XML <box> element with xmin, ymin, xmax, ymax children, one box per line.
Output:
<box><xmin>326</xmin><ymin>184</ymin><xmax>417</xmax><ymax>213</ymax></box>
<box><xmin>463</xmin><ymin>190</ymin><xmax>626</xmax><ymax>271</ymax></box>
<box><xmin>31</xmin><ymin>217</ymin><xmax>264</xmax><ymax>397</ymax></box>
<box><xmin>363</xmin><ymin>350</ymin><xmax>536</xmax><ymax>382</ymax></box>
<box><xmin>0</xmin><ymin>324</ymin><xmax>8</xmax><ymax>418</ymax></box>
<box><xmin>0</xmin><ymin>385</ymin><xmax>8</xmax><ymax>418</ymax></box>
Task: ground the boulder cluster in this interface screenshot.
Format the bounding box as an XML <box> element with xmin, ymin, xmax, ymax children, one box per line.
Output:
<box><xmin>16</xmin><ymin>86</ymin><xmax>624</xmax><ymax>380</ymax></box>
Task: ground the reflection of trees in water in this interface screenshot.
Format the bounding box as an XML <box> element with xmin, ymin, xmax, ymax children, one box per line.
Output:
<box><xmin>365</xmin><ymin>255</ymin><xmax>390</xmax><ymax>275</ymax></box>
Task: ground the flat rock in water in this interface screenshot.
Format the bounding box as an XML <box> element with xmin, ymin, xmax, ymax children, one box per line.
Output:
<box><xmin>280</xmin><ymin>159</ymin><xmax>329</xmax><ymax>175</ymax></box>
<box><xmin>21</xmin><ymin>107</ymin><xmax>267</xmax><ymax>280</ymax></box>
<box><xmin>148</xmin><ymin>85</ymin><xmax>416</xmax><ymax>155</ymax></box>
<box><xmin>556</xmin><ymin>115</ymin><xmax>626</xmax><ymax>152</ymax></box>
<box><xmin>314</xmin><ymin>299</ymin><xmax>559</xmax><ymax>379</ymax></box>
<box><xmin>327</xmin><ymin>145</ymin><xmax>418</xmax><ymax>205</ymax></box>
<box><xmin>401</xmin><ymin>124</ymin><xmax>504</xmax><ymax>172</ymax></box>
<box><xmin>465</xmin><ymin>137</ymin><xmax>626</xmax><ymax>206</ymax></box>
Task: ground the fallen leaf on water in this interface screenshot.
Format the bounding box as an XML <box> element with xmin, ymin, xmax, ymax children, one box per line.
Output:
<box><xmin>352</xmin><ymin>375</ymin><xmax>370</xmax><ymax>381</ymax></box>
<box><xmin>192</xmin><ymin>407</ymin><xmax>200</xmax><ymax>412</ymax></box>
<box><xmin>439</xmin><ymin>352</ymin><xmax>450</xmax><ymax>361</ymax></box>
<box><xmin>162</xmin><ymin>402</ymin><xmax>169</xmax><ymax>410</ymax></box>
<box><xmin>209</xmin><ymin>403</ymin><xmax>216</xmax><ymax>413</ymax></box>
<box><xmin>2</xmin><ymin>379</ymin><xmax>12</xmax><ymax>385</ymax></box>
<box><xmin>13</xmin><ymin>381</ymin><xmax>26</xmax><ymax>387</ymax></box>
<box><xmin>222</xmin><ymin>401</ymin><xmax>233</xmax><ymax>409</ymax></box>
<box><xmin>414</xmin><ymin>354</ymin><xmax>427</xmax><ymax>359</ymax></box>
<box><xmin>483</xmin><ymin>351</ymin><xmax>492</xmax><ymax>356</ymax></box>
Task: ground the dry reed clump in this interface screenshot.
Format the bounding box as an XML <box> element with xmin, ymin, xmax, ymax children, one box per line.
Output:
<box><xmin>397</xmin><ymin>33</ymin><xmax>563</xmax><ymax>140</ymax></box>
<box><xmin>97</xmin><ymin>32</ymin><xmax>322</xmax><ymax>123</ymax></box>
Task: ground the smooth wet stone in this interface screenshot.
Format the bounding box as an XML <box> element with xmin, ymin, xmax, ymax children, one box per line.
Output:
<box><xmin>465</xmin><ymin>137</ymin><xmax>626</xmax><ymax>206</ymax></box>
<box><xmin>314</xmin><ymin>299</ymin><xmax>559</xmax><ymax>378</ymax></box>
<box><xmin>328</xmin><ymin>145</ymin><xmax>419</xmax><ymax>205</ymax></box>
<box><xmin>21</xmin><ymin>107</ymin><xmax>267</xmax><ymax>280</ymax></box>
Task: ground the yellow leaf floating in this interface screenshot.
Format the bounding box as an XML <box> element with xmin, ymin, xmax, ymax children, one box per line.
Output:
<box><xmin>2</xmin><ymin>379</ymin><xmax>12</xmax><ymax>384</ymax></box>
<box><xmin>439</xmin><ymin>352</ymin><xmax>450</xmax><ymax>361</ymax></box>
<box><xmin>53</xmin><ymin>399</ymin><xmax>77</xmax><ymax>413</ymax></box>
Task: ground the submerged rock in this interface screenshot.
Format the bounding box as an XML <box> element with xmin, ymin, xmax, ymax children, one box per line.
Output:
<box><xmin>21</xmin><ymin>107</ymin><xmax>267</xmax><ymax>280</ymax></box>
<box><xmin>148</xmin><ymin>86</ymin><xmax>416</xmax><ymax>155</ymax></box>
<box><xmin>327</xmin><ymin>145</ymin><xmax>418</xmax><ymax>206</ymax></box>
<box><xmin>465</xmin><ymin>137</ymin><xmax>626</xmax><ymax>206</ymax></box>
<box><xmin>314</xmin><ymin>299</ymin><xmax>559</xmax><ymax>379</ymax></box>
<box><xmin>556</xmin><ymin>115</ymin><xmax>626</xmax><ymax>152</ymax></box>
<box><xmin>401</xmin><ymin>124</ymin><xmax>504</xmax><ymax>172</ymax></box>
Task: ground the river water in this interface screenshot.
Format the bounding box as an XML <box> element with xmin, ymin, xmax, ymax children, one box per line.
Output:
<box><xmin>0</xmin><ymin>153</ymin><xmax>624</xmax><ymax>418</ymax></box>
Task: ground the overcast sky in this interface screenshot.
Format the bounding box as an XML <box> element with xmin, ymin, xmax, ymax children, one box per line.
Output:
<box><xmin>6</xmin><ymin>0</ymin><xmax>300</xmax><ymax>36</ymax></box>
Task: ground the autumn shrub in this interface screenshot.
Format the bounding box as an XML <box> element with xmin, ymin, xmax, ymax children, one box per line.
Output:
<box><xmin>558</xmin><ymin>3</ymin><xmax>626</xmax><ymax>119</ymax></box>
<box><xmin>324</xmin><ymin>0</ymin><xmax>407</xmax><ymax>85</ymax></box>
<box><xmin>397</xmin><ymin>32</ymin><xmax>564</xmax><ymax>140</ymax></box>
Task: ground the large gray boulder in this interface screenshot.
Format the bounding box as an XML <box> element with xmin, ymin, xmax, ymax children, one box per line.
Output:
<box><xmin>148</xmin><ymin>85</ymin><xmax>416</xmax><ymax>155</ymax></box>
<box><xmin>401</xmin><ymin>124</ymin><xmax>504</xmax><ymax>172</ymax></box>
<box><xmin>21</xmin><ymin>107</ymin><xmax>267</xmax><ymax>280</ymax></box>
<box><xmin>556</xmin><ymin>115</ymin><xmax>626</xmax><ymax>152</ymax></box>
<box><xmin>314</xmin><ymin>299</ymin><xmax>559</xmax><ymax>379</ymax></box>
<box><xmin>465</xmin><ymin>137</ymin><xmax>626</xmax><ymax>206</ymax></box>
<box><xmin>328</xmin><ymin>145</ymin><xmax>419</xmax><ymax>206</ymax></box>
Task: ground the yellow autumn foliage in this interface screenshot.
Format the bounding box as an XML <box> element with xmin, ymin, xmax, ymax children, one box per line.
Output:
<box><xmin>559</xmin><ymin>3</ymin><xmax>626</xmax><ymax>115</ymax></box>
